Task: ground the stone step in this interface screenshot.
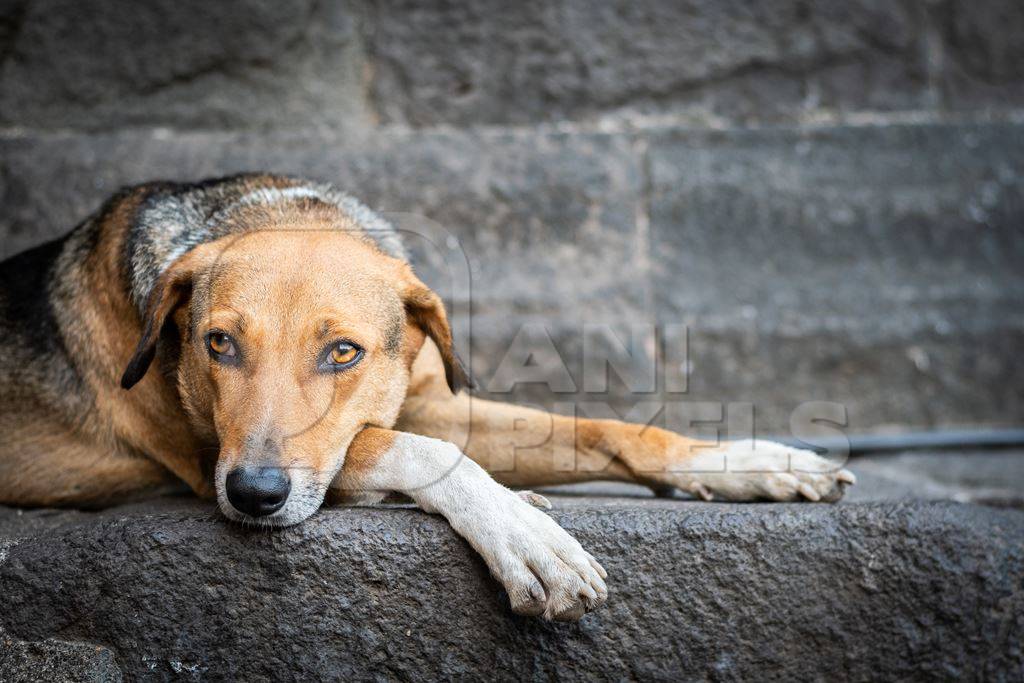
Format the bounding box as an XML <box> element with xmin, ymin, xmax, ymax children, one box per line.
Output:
<box><xmin>1</xmin><ymin>122</ymin><xmax>1022</xmax><ymax>433</ymax></box>
<box><xmin>1</xmin><ymin>451</ymin><xmax>1022</xmax><ymax>681</ymax></box>
<box><xmin>2</xmin><ymin>0</ymin><xmax>1021</xmax><ymax>130</ymax></box>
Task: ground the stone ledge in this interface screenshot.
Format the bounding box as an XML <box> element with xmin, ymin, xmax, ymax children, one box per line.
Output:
<box><xmin>1</xmin><ymin>485</ymin><xmax>1021</xmax><ymax>680</ymax></box>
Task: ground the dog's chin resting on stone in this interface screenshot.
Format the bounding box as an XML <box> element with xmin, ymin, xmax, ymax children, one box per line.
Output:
<box><xmin>0</xmin><ymin>174</ymin><xmax>855</xmax><ymax>621</ymax></box>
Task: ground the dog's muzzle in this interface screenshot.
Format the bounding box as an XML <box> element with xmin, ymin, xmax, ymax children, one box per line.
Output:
<box><xmin>225</xmin><ymin>466</ymin><xmax>291</xmax><ymax>517</ymax></box>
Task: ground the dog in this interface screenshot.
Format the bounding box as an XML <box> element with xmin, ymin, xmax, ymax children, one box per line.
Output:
<box><xmin>0</xmin><ymin>174</ymin><xmax>855</xmax><ymax>621</ymax></box>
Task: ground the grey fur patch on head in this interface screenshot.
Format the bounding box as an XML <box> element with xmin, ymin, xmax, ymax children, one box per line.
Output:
<box><xmin>126</xmin><ymin>175</ymin><xmax>408</xmax><ymax>313</ymax></box>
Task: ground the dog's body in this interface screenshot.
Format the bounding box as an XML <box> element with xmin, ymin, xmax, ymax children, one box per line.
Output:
<box><xmin>0</xmin><ymin>174</ymin><xmax>854</xmax><ymax>620</ymax></box>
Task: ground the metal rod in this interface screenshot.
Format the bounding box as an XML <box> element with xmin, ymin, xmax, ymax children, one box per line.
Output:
<box><xmin>780</xmin><ymin>428</ymin><xmax>1024</xmax><ymax>455</ymax></box>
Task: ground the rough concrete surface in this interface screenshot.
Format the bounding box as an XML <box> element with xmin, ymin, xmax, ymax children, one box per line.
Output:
<box><xmin>1</xmin><ymin>451</ymin><xmax>1022</xmax><ymax>681</ymax></box>
<box><xmin>0</xmin><ymin>626</ymin><xmax>121</xmax><ymax>683</ymax></box>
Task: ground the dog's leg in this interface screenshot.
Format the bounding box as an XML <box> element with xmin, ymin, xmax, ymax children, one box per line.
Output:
<box><xmin>0</xmin><ymin>431</ymin><xmax>183</xmax><ymax>507</ymax></box>
<box><xmin>400</xmin><ymin>391</ymin><xmax>856</xmax><ymax>502</ymax></box>
<box><xmin>397</xmin><ymin>345</ymin><xmax>855</xmax><ymax>501</ymax></box>
<box><xmin>331</xmin><ymin>427</ymin><xmax>607</xmax><ymax>620</ymax></box>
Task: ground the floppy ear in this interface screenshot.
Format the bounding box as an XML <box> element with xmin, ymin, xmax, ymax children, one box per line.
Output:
<box><xmin>120</xmin><ymin>260</ymin><xmax>197</xmax><ymax>390</ymax></box>
<box><xmin>401</xmin><ymin>270</ymin><xmax>474</xmax><ymax>394</ymax></box>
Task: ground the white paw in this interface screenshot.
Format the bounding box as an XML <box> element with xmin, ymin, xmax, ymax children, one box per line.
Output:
<box><xmin>460</xmin><ymin>490</ymin><xmax>607</xmax><ymax>621</ymax></box>
<box><xmin>684</xmin><ymin>440</ymin><xmax>856</xmax><ymax>503</ymax></box>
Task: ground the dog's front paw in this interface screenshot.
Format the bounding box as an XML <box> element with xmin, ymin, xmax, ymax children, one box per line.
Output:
<box><xmin>470</xmin><ymin>491</ymin><xmax>607</xmax><ymax>621</ymax></box>
<box><xmin>685</xmin><ymin>440</ymin><xmax>856</xmax><ymax>503</ymax></box>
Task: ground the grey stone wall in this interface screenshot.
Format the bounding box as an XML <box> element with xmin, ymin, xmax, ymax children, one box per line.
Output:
<box><xmin>3</xmin><ymin>0</ymin><xmax>1022</xmax><ymax>129</ymax></box>
<box><xmin>1</xmin><ymin>0</ymin><xmax>1022</xmax><ymax>434</ymax></box>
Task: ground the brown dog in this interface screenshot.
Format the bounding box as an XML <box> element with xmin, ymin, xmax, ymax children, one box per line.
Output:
<box><xmin>0</xmin><ymin>174</ymin><xmax>854</xmax><ymax>620</ymax></box>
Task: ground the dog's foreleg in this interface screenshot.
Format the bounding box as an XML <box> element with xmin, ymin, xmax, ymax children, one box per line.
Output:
<box><xmin>332</xmin><ymin>427</ymin><xmax>607</xmax><ymax>621</ymax></box>
<box><xmin>398</xmin><ymin>391</ymin><xmax>856</xmax><ymax>502</ymax></box>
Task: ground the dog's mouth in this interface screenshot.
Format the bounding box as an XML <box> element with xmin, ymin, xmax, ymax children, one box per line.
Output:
<box><xmin>214</xmin><ymin>461</ymin><xmax>327</xmax><ymax>528</ymax></box>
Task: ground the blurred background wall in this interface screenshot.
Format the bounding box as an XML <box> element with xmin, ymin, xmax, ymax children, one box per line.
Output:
<box><xmin>0</xmin><ymin>0</ymin><xmax>1021</xmax><ymax>436</ymax></box>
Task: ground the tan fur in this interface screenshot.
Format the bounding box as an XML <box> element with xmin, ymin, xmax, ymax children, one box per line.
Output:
<box><xmin>1</xmin><ymin>183</ymin><xmax>853</xmax><ymax>510</ymax></box>
<box><xmin>0</xmin><ymin>199</ymin><xmax>427</xmax><ymax>506</ymax></box>
<box><xmin>131</xmin><ymin>226</ymin><xmax>425</xmax><ymax>504</ymax></box>
<box><xmin>0</xmin><ymin>186</ymin><xmax>207</xmax><ymax>504</ymax></box>
<box><xmin>342</xmin><ymin>427</ymin><xmax>399</xmax><ymax>478</ymax></box>
<box><xmin>393</xmin><ymin>340</ymin><xmax>699</xmax><ymax>490</ymax></box>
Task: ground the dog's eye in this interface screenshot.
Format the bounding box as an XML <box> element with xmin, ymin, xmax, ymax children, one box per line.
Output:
<box><xmin>206</xmin><ymin>332</ymin><xmax>238</xmax><ymax>361</ymax></box>
<box><xmin>323</xmin><ymin>341</ymin><xmax>363</xmax><ymax>370</ymax></box>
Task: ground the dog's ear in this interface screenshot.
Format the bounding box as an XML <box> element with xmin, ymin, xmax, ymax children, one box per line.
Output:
<box><xmin>400</xmin><ymin>268</ymin><xmax>474</xmax><ymax>394</ymax></box>
<box><xmin>120</xmin><ymin>257</ymin><xmax>199</xmax><ymax>390</ymax></box>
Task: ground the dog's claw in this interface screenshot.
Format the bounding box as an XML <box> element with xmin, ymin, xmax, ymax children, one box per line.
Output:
<box><xmin>671</xmin><ymin>442</ymin><xmax>857</xmax><ymax>503</ymax></box>
<box><xmin>586</xmin><ymin>552</ymin><xmax>608</xmax><ymax>580</ymax></box>
<box><xmin>486</xmin><ymin>490</ymin><xmax>607</xmax><ymax>621</ymax></box>
<box><xmin>517</xmin><ymin>490</ymin><xmax>552</xmax><ymax>510</ymax></box>
<box><xmin>797</xmin><ymin>482</ymin><xmax>821</xmax><ymax>502</ymax></box>
<box><xmin>688</xmin><ymin>482</ymin><xmax>714</xmax><ymax>501</ymax></box>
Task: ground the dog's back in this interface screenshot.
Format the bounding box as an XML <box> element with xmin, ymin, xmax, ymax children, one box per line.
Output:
<box><xmin>0</xmin><ymin>234</ymin><xmax>86</xmax><ymax>427</ymax></box>
<box><xmin>1</xmin><ymin>173</ymin><xmax>409</xmax><ymax>407</ymax></box>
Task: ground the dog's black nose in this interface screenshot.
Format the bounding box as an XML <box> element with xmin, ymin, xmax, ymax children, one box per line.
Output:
<box><xmin>226</xmin><ymin>466</ymin><xmax>291</xmax><ymax>517</ymax></box>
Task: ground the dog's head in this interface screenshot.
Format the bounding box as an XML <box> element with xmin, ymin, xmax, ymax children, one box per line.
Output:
<box><xmin>120</xmin><ymin>220</ymin><xmax>469</xmax><ymax>526</ymax></box>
